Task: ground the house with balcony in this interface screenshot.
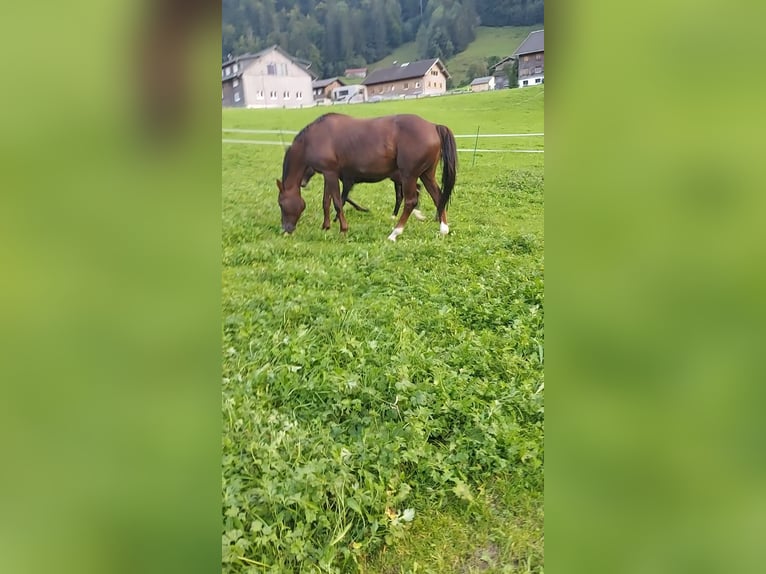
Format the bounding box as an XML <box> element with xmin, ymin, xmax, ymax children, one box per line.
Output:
<box><xmin>512</xmin><ymin>29</ymin><xmax>544</xmax><ymax>88</ymax></box>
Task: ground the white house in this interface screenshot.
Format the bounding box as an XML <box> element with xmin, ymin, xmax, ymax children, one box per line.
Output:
<box><xmin>222</xmin><ymin>45</ymin><xmax>316</xmax><ymax>109</ymax></box>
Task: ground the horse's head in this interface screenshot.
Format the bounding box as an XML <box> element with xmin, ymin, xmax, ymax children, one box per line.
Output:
<box><xmin>276</xmin><ymin>178</ymin><xmax>305</xmax><ymax>233</ymax></box>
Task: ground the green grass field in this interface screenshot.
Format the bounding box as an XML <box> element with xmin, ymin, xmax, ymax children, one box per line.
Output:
<box><xmin>368</xmin><ymin>26</ymin><xmax>541</xmax><ymax>86</ymax></box>
<box><xmin>222</xmin><ymin>87</ymin><xmax>544</xmax><ymax>573</ymax></box>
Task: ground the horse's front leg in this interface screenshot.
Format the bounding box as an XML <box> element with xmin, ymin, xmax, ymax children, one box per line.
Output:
<box><xmin>324</xmin><ymin>173</ymin><xmax>348</xmax><ymax>233</ymax></box>
<box><xmin>388</xmin><ymin>176</ymin><xmax>419</xmax><ymax>241</ymax></box>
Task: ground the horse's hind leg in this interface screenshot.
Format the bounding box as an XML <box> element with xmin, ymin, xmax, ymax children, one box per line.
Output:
<box><xmin>392</xmin><ymin>180</ymin><xmax>424</xmax><ymax>221</ymax></box>
<box><xmin>341</xmin><ymin>180</ymin><xmax>370</xmax><ymax>213</ymax></box>
<box><xmin>388</xmin><ymin>176</ymin><xmax>419</xmax><ymax>241</ymax></box>
<box><xmin>321</xmin><ymin>188</ymin><xmax>332</xmax><ymax>230</ymax></box>
<box><xmin>392</xmin><ymin>181</ymin><xmax>403</xmax><ymax>219</ymax></box>
<box><xmin>420</xmin><ymin>172</ymin><xmax>449</xmax><ymax>235</ymax></box>
<box><xmin>324</xmin><ymin>173</ymin><xmax>348</xmax><ymax>232</ymax></box>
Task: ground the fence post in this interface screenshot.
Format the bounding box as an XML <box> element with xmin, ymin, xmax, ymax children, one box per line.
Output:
<box><xmin>472</xmin><ymin>125</ymin><xmax>480</xmax><ymax>167</ymax></box>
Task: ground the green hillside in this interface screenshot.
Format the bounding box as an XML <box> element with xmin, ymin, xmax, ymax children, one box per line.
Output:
<box><xmin>446</xmin><ymin>25</ymin><xmax>541</xmax><ymax>85</ymax></box>
<box><xmin>368</xmin><ymin>26</ymin><xmax>542</xmax><ymax>86</ymax></box>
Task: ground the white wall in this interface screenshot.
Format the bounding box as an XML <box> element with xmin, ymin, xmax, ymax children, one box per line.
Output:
<box><xmin>518</xmin><ymin>74</ymin><xmax>544</xmax><ymax>88</ymax></box>
<box><xmin>241</xmin><ymin>49</ymin><xmax>314</xmax><ymax>109</ymax></box>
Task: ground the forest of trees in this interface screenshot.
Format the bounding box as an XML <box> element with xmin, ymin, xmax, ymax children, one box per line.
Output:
<box><xmin>222</xmin><ymin>0</ymin><xmax>543</xmax><ymax>77</ymax></box>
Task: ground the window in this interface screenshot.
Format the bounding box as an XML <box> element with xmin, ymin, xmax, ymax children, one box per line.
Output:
<box><xmin>279</xmin><ymin>63</ymin><xmax>288</xmax><ymax>76</ymax></box>
<box><xmin>536</xmin><ymin>54</ymin><xmax>542</xmax><ymax>61</ymax></box>
<box><xmin>524</xmin><ymin>56</ymin><xmax>529</xmax><ymax>62</ymax></box>
<box><xmin>283</xmin><ymin>91</ymin><xmax>290</xmax><ymax>99</ymax></box>
<box><xmin>415</xmin><ymin>82</ymin><xmax>420</xmax><ymax>88</ymax></box>
<box><xmin>521</xmin><ymin>68</ymin><xmax>529</xmax><ymax>76</ymax></box>
<box><xmin>256</xmin><ymin>90</ymin><xmax>264</xmax><ymax>100</ymax></box>
<box><xmin>233</xmin><ymin>63</ymin><xmax>238</xmax><ymax>72</ymax></box>
<box><xmin>535</xmin><ymin>78</ymin><xmax>542</xmax><ymax>84</ymax></box>
<box><xmin>390</xmin><ymin>85</ymin><xmax>395</xmax><ymax>91</ymax></box>
<box><xmin>404</xmin><ymin>83</ymin><xmax>408</xmax><ymax>89</ymax></box>
<box><xmin>522</xmin><ymin>80</ymin><xmax>529</xmax><ymax>86</ymax></box>
<box><xmin>225</xmin><ymin>66</ymin><xmax>232</xmax><ymax>75</ymax></box>
<box><xmin>534</xmin><ymin>66</ymin><xmax>542</xmax><ymax>74</ymax></box>
<box><xmin>296</xmin><ymin>92</ymin><xmax>302</xmax><ymax>99</ymax></box>
<box><xmin>233</xmin><ymin>79</ymin><xmax>239</xmax><ymax>88</ymax></box>
<box><xmin>234</xmin><ymin>91</ymin><xmax>241</xmax><ymax>102</ymax></box>
<box><xmin>270</xmin><ymin>91</ymin><xmax>277</xmax><ymax>99</ymax></box>
<box><xmin>267</xmin><ymin>63</ymin><xmax>276</xmax><ymax>75</ymax></box>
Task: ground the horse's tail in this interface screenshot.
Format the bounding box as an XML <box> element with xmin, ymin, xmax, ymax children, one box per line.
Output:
<box><xmin>436</xmin><ymin>124</ymin><xmax>457</xmax><ymax>216</ymax></box>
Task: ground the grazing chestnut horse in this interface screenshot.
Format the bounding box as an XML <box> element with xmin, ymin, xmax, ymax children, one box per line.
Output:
<box><xmin>301</xmin><ymin>166</ymin><xmax>425</xmax><ymax>221</ymax></box>
<box><xmin>276</xmin><ymin>113</ymin><xmax>457</xmax><ymax>241</ymax></box>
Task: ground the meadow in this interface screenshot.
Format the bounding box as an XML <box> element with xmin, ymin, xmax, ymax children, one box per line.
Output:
<box><xmin>222</xmin><ymin>87</ymin><xmax>544</xmax><ymax>573</ymax></box>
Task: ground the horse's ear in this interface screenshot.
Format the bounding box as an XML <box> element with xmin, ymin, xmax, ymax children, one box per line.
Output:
<box><xmin>276</xmin><ymin>179</ymin><xmax>284</xmax><ymax>194</ymax></box>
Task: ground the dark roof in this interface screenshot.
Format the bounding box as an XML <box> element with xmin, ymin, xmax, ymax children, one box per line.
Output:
<box><xmin>470</xmin><ymin>76</ymin><xmax>493</xmax><ymax>86</ymax></box>
<box><xmin>489</xmin><ymin>55</ymin><xmax>514</xmax><ymax>73</ymax></box>
<box><xmin>362</xmin><ymin>58</ymin><xmax>449</xmax><ymax>85</ymax></box>
<box><xmin>222</xmin><ymin>45</ymin><xmax>318</xmax><ymax>79</ymax></box>
<box><xmin>512</xmin><ymin>30</ymin><xmax>544</xmax><ymax>57</ymax></box>
<box><xmin>313</xmin><ymin>77</ymin><xmax>345</xmax><ymax>89</ymax></box>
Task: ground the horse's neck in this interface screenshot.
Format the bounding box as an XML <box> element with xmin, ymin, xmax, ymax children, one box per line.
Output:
<box><xmin>286</xmin><ymin>144</ymin><xmax>307</xmax><ymax>188</ymax></box>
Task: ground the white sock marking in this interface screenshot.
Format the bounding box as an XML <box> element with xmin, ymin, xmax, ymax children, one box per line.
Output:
<box><xmin>387</xmin><ymin>227</ymin><xmax>403</xmax><ymax>242</ymax></box>
<box><xmin>440</xmin><ymin>222</ymin><xmax>449</xmax><ymax>235</ymax></box>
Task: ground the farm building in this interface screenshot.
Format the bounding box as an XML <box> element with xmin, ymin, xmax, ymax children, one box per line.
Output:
<box><xmin>344</xmin><ymin>67</ymin><xmax>367</xmax><ymax>78</ymax></box>
<box><xmin>513</xmin><ymin>30</ymin><xmax>544</xmax><ymax>87</ymax></box>
<box><xmin>313</xmin><ymin>77</ymin><xmax>345</xmax><ymax>101</ymax></box>
<box><xmin>362</xmin><ymin>58</ymin><xmax>450</xmax><ymax>100</ymax></box>
<box><xmin>470</xmin><ymin>76</ymin><xmax>496</xmax><ymax>92</ymax></box>
<box><xmin>222</xmin><ymin>45</ymin><xmax>316</xmax><ymax>108</ymax></box>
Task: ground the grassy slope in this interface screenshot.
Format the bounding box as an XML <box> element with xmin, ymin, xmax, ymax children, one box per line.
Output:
<box><xmin>222</xmin><ymin>88</ymin><xmax>544</xmax><ymax>573</ymax></box>
<box><xmin>367</xmin><ymin>26</ymin><xmax>541</xmax><ymax>86</ymax></box>
<box><xmin>446</xmin><ymin>25</ymin><xmax>540</xmax><ymax>85</ymax></box>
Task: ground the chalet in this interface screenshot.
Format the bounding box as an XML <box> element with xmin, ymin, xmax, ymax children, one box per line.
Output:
<box><xmin>313</xmin><ymin>77</ymin><xmax>345</xmax><ymax>101</ymax></box>
<box><xmin>470</xmin><ymin>76</ymin><xmax>495</xmax><ymax>92</ymax></box>
<box><xmin>222</xmin><ymin>45</ymin><xmax>316</xmax><ymax>108</ymax></box>
<box><xmin>513</xmin><ymin>30</ymin><xmax>544</xmax><ymax>87</ymax></box>
<box><xmin>362</xmin><ymin>59</ymin><xmax>450</xmax><ymax>99</ymax></box>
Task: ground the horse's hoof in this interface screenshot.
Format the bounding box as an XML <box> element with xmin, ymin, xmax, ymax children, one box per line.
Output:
<box><xmin>440</xmin><ymin>222</ymin><xmax>450</xmax><ymax>235</ymax></box>
<box><xmin>413</xmin><ymin>209</ymin><xmax>426</xmax><ymax>221</ymax></box>
<box><xmin>388</xmin><ymin>227</ymin><xmax>403</xmax><ymax>241</ymax></box>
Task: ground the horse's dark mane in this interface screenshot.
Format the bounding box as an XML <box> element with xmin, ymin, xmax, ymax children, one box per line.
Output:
<box><xmin>281</xmin><ymin>145</ymin><xmax>292</xmax><ymax>184</ymax></box>
<box><xmin>294</xmin><ymin>113</ymin><xmax>340</xmax><ymax>142</ymax></box>
<box><xmin>283</xmin><ymin>114</ymin><xmax>342</xmax><ymax>183</ymax></box>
